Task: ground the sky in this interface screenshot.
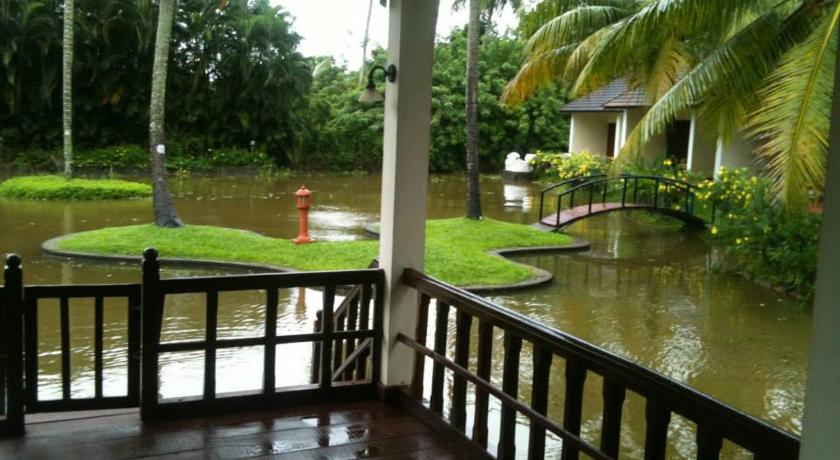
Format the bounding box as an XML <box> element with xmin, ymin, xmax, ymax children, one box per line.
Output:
<box><xmin>276</xmin><ymin>1</ymin><xmax>519</xmax><ymax>70</ymax></box>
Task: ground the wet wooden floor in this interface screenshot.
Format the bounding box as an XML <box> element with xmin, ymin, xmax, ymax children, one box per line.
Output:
<box><xmin>0</xmin><ymin>400</ymin><xmax>461</xmax><ymax>459</ymax></box>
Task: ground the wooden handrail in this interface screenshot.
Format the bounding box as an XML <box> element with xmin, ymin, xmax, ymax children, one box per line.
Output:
<box><xmin>396</xmin><ymin>332</ymin><xmax>612</xmax><ymax>460</ymax></box>
<box><xmin>400</xmin><ymin>268</ymin><xmax>800</xmax><ymax>459</ymax></box>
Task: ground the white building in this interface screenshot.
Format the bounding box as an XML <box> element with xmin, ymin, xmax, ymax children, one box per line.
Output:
<box><xmin>563</xmin><ymin>79</ymin><xmax>754</xmax><ymax>176</ymax></box>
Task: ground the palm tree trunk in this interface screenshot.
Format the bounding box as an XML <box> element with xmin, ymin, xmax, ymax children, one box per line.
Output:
<box><xmin>149</xmin><ymin>0</ymin><xmax>182</xmax><ymax>228</ymax></box>
<box><xmin>465</xmin><ymin>0</ymin><xmax>482</xmax><ymax>219</ymax></box>
<box><xmin>62</xmin><ymin>0</ymin><xmax>74</xmax><ymax>179</ymax></box>
<box><xmin>358</xmin><ymin>0</ymin><xmax>375</xmax><ymax>86</ymax></box>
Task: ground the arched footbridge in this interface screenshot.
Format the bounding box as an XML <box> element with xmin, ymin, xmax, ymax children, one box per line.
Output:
<box><xmin>537</xmin><ymin>174</ymin><xmax>709</xmax><ymax>229</ymax></box>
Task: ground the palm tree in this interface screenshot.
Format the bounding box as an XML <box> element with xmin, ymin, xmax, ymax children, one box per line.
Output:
<box><xmin>148</xmin><ymin>0</ymin><xmax>182</xmax><ymax>228</ymax></box>
<box><xmin>505</xmin><ymin>0</ymin><xmax>839</xmax><ymax>210</ymax></box>
<box><xmin>465</xmin><ymin>0</ymin><xmax>482</xmax><ymax>219</ymax></box>
<box><xmin>62</xmin><ymin>0</ymin><xmax>74</xmax><ymax>179</ymax></box>
<box><xmin>358</xmin><ymin>0</ymin><xmax>374</xmax><ymax>86</ymax></box>
<box><xmin>455</xmin><ymin>0</ymin><xmax>522</xmax><ymax>219</ymax></box>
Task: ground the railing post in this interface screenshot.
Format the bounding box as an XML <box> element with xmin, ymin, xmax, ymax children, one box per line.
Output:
<box><xmin>556</xmin><ymin>194</ymin><xmax>562</xmax><ymax>227</ymax></box>
<box><xmin>653</xmin><ymin>178</ymin><xmax>660</xmax><ymax>208</ymax></box>
<box><xmin>311</xmin><ymin>310</ymin><xmax>322</xmax><ymax>384</ymax></box>
<box><xmin>601</xmin><ymin>179</ymin><xmax>608</xmax><ymax>204</ymax></box>
<box><xmin>1</xmin><ymin>254</ymin><xmax>24</xmax><ymax>437</ymax></box>
<box><xmin>633</xmin><ymin>177</ymin><xmax>639</xmax><ymax>203</ymax></box>
<box><xmin>409</xmin><ymin>293</ymin><xmax>430</xmax><ymax>400</ymax></box>
<box><xmin>140</xmin><ymin>248</ymin><xmax>162</xmax><ymax>421</ymax></box>
<box><xmin>498</xmin><ymin>332</ymin><xmax>522</xmax><ymax>460</ymax></box>
<box><xmin>588</xmin><ymin>182</ymin><xmax>594</xmax><ymax>214</ymax></box>
<box><xmin>621</xmin><ymin>177</ymin><xmax>628</xmax><ymax>207</ymax></box>
<box><xmin>538</xmin><ymin>190</ymin><xmax>545</xmax><ymax>222</ymax></box>
<box><xmin>562</xmin><ymin>360</ymin><xmax>587</xmax><ymax>460</ymax></box>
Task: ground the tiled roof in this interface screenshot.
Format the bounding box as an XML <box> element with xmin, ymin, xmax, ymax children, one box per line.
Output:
<box><xmin>560</xmin><ymin>78</ymin><xmax>648</xmax><ymax>112</ymax></box>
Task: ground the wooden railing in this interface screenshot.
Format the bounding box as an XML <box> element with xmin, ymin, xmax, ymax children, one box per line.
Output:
<box><xmin>0</xmin><ymin>251</ymin><xmax>385</xmax><ymax>434</ymax></box>
<box><xmin>140</xmin><ymin>249</ymin><xmax>385</xmax><ymax>420</ymax></box>
<box><xmin>23</xmin><ymin>283</ymin><xmax>141</xmax><ymax>413</ymax></box>
<box><xmin>398</xmin><ymin>268</ymin><xmax>800</xmax><ymax>459</ymax></box>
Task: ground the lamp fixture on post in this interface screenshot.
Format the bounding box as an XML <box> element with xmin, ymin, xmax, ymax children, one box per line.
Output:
<box><xmin>358</xmin><ymin>64</ymin><xmax>397</xmax><ymax>103</ymax></box>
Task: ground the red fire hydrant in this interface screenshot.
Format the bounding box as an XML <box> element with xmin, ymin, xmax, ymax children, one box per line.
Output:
<box><xmin>293</xmin><ymin>185</ymin><xmax>313</xmax><ymax>244</ymax></box>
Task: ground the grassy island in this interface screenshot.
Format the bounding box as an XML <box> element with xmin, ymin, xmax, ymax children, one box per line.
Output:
<box><xmin>0</xmin><ymin>176</ymin><xmax>152</xmax><ymax>200</ymax></box>
<box><xmin>55</xmin><ymin>218</ymin><xmax>574</xmax><ymax>287</ymax></box>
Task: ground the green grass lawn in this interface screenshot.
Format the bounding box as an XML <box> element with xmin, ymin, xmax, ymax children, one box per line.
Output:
<box><xmin>0</xmin><ymin>175</ymin><xmax>152</xmax><ymax>200</ymax></box>
<box><xmin>56</xmin><ymin>218</ymin><xmax>573</xmax><ymax>287</ymax></box>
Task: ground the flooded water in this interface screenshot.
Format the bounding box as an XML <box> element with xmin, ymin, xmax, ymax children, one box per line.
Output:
<box><xmin>0</xmin><ymin>172</ymin><xmax>810</xmax><ymax>456</ymax></box>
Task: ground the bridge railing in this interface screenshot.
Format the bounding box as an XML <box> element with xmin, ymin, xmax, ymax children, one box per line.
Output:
<box><xmin>538</xmin><ymin>174</ymin><xmax>606</xmax><ymax>222</ymax></box>
<box><xmin>540</xmin><ymin>174</ymin><xmax>705</xmax><ymax>228</ymax></box>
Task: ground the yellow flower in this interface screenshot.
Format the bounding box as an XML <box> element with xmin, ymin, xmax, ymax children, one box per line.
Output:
<box><xmin>710</xmin><ymin>226</ymin><xmax>719</xmax><ymax>235</ymax></box>
<box><xmin>736</xmin><ymin>238</ymin><xmax>743</xmax><ymax>245</ymax></box>
<box><xmin>663</xmin><ymin>159</ymin><xmax>672</xmax><ymax>166</ymax></box>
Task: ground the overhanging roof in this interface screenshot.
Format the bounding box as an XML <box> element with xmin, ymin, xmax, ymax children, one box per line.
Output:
<box><xmin>561</xmin><ymin>78</ymin><xmax>648</xmax><ymax>112</ymax></box>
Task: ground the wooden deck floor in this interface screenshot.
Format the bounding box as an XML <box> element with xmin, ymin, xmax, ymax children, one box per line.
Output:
<box><xmin>0</xmin><ymin>400</ymin><xmax>461</xmax><ymax>459</ymax></box>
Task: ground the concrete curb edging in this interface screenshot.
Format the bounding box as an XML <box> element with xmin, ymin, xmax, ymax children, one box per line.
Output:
<box><xmin>42</xmin><ymin>231</ymin><xmax>591</xmax><ymax>294</ymax></box>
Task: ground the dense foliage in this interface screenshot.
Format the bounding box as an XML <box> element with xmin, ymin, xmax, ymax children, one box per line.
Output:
<box><xmin>296</xmin><ymin>28</ymin><xmax>570</xmax><ymax>172</ymax></box>
<box><xmin>1</xmin><ymin>0</ymin><xmax>310</xmax><ymax>165</ymax></box>
<box><xmin>2</xmin><ymin>5</ymin><xmax>568</xmax><ymax>173</ymax></box>
<box><xmin>0</xmin><ymin>175</ymin><xmax>151</xmax><ymax>200</ymax></box>
<box><xmin>9</xmin><ymin>145</ymin><xmax>274</xmax><ymax>173</ymax></box>
<box><xmin>702</xmin><ymin>168</ymin><xmax>820</xmax><ymax>299</ymax></box>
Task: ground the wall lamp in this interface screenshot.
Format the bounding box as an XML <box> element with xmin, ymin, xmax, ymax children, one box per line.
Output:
<box><xmin>358</xmin><ymin>64</ymin><xmax>397</xmax><ymax>103</ymax></box>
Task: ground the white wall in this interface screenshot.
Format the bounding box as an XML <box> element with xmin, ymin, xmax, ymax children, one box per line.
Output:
<box><xmin>719</xmin><ymin>129</ymin><xmax>756</xmax><ymax>171</ymax></box>
<box><xmin>569</xmin><ymin>112</ymin><xmax>621</xmax><ymax>157</ymax></box>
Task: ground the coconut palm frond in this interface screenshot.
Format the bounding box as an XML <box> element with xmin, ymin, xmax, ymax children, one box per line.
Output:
<box><xmin>748</xmin><ymin>3</ymin><xmax>840</xmax><ymax>208</ymax></box>
<box><xmin>525</xmin><ymin>5</ymin><xmax>633</xmax><ymax>55</ymax></box>
<box><xmin>620</xmin><ymin>10</ymin><xmax>792</xmax><ymax>157</ymax></box>
<box><xmin>501</xmin><ymin>44</ymin><xmax>578</xmax><ymax>105</ymax></box>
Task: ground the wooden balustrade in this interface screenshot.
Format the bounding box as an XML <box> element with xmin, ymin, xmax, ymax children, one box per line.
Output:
<box><xmin>398</xmin><ymin>268</ymin><xmax>800</xmax><ymax>460</ymax></box>
<box><xmin>0</xmin><ymin>251</ymin><xmax>385</xmax><ymax>434</ymax></box>
<box><xmin>140</xmin><ymin>249</ymin><xmax>385</xmax><ymax>420</ymax></box>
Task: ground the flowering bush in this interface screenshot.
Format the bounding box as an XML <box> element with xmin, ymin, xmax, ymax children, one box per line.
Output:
<box><xmin>702</xmin><ymin>167</ymin><xmax>820</xmax><ymax>299</ymax></box>
<box><xmin>530</xmin><ymin>150</ymin><xmax>610</xmax><ymax>180</ymax></box>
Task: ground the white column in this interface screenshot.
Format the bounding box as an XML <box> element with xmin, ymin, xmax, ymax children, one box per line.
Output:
<box><xmin>568</xmin><ymin>114</ymin><xmax>576</xmax><ymax>153</ymax></box>
<box><xmin>800</xmin><ymin>44</ymin><xmax>840</xmax><ymax>459</ymax></box>
<box><xmin>378</xmin><ymin>0</ymin><xmax>438</xmax><ymax>387</ymax></box>
<box><xmin>614</xmin><ymin>111</ymin><xmax>626</xmax><ymax>158</ymax></box>
<box><xmin>713</xmin><ymin>134</ymin><xmax>724</xmax><ymax>180</ymax></box>
<box><xmin>686</xmin><ymin>112</ymin><xmax>697</xmax><ymax>171</ymax></box>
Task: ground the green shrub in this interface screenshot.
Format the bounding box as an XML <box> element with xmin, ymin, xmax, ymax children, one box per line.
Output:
<box><xmin>530</xmin><ymin>150</ymin><xmax>610</xmax><ymax>180</ymax></box>
<box><xmin>703</xmin><ymin>167</ymin><xmax>820</xmax><ymax>299</ymax></box>
<box><xmin>0</xmin><ymin>176</ymin><xmax>152</xmax><ymax>200</ymax></box>
<box><xmin>8</xmin><ymin>144</ymin><xmax>274</xmax><ymax>173</ymax></box>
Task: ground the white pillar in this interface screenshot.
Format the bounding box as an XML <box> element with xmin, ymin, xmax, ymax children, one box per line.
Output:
<box><xmin>800</xmin><ymin>44</ymin><xmax>840</xmax><ymax>459</ymax></box>
<box><xmin>713</xmin><ymin>134</ymin><xmax>724</xmax><ymax>180</ymax></box>
<box><xmin>378</xmin><ymin>0</ymin><xmax>438</xmax><ymax>387</ymax></box>
<box><xmin>568</xmin><ymin>114</ymin><xmax>576</xmax><ymax>153</ymax></box>
<box><xmin>614</xmin><ymin>111</ymin><xmax>626</xmax><ymax>159</ymax></box>
<box><xmin>686</xmin><ymin>112</ymin><xmax>697</xmax><ymax>172</ymax></box>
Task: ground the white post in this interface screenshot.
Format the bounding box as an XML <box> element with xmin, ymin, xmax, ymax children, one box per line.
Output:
<box><xmin>378</xmin><ymin>0</ymin><xmax>438</xmax><ymax>387</ymax></box>
<box><xmin>568</xmin><ymin>114</ymin><xmax>576</xmax><ymax>153</ymax></box>
<box><xmin>713</xmin><ymin>134</ymin><xmax>724</xmax><ymax>180</ymax></box>
<box><xmin>799</xmin><ymin>43</ymin><xmax>840</xmax><ymax>459</ymax></box>
<box><xmin>686</xmin><ymin>112</ymin><xmax>697</xmax><ymax>171</ymax></box>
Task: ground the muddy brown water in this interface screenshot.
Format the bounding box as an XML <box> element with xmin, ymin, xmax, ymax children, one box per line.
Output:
<box><xmin>0</xmin><ymin>172</ymin><xmax>810</xmax><ymax>457</ymax></box>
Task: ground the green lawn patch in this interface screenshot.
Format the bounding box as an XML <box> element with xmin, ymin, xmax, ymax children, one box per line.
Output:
<box><xmin>0</xmin><ymin>175</ymin><xmax>152</xmax><ymax>200</ymax></box>
<box><xmin>56</xmin><ymin>218</ymin><xmax>573</xmax><ymax>287</ymax></box>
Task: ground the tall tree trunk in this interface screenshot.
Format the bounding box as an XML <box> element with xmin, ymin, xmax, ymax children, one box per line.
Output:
<box><xmin>358</xmin><ymin>0</ymin><xmax>375</xmax><ymax>86</ymax></box>
<box><xmin>149</xmin><ymin>0</ymin><xmax>182</xmax><ymax>228</ymax></box>
<box><xmin>465</xmin><ymin>0</ymin><xmax>482</xmax><ymax>219</ymax></box>
<box><xmin>62</xmin><ymin>0</ymin><xmax>74</xmax><ymax>179</ymax></box>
